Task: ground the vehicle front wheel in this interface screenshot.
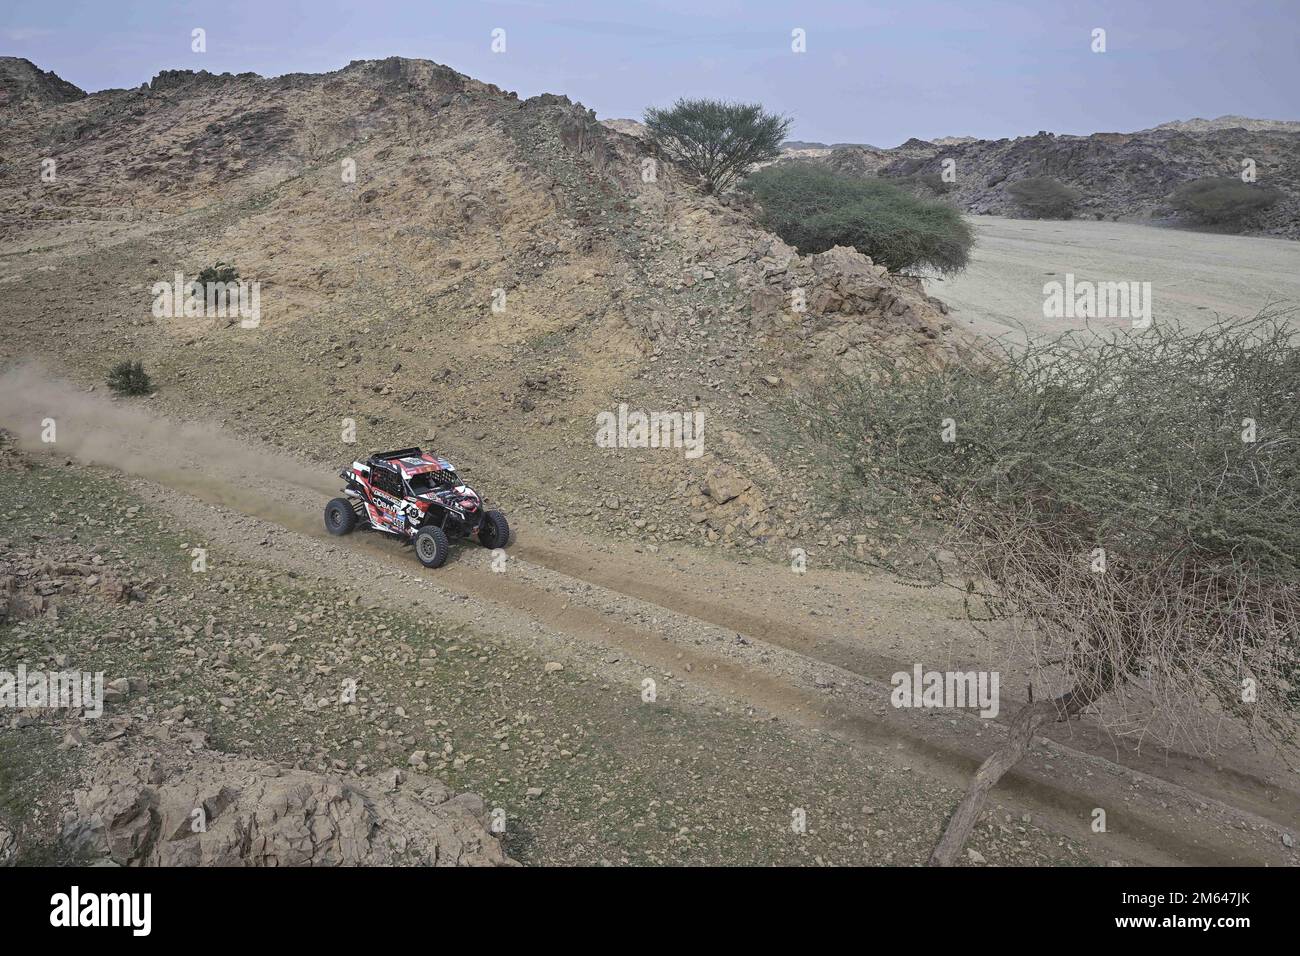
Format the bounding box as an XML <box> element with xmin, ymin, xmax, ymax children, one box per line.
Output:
<box><xmin>324</xmin><ymin>497</ymin><xmax>358</xmax><ymax>535</ymax></box>
<box><xmin>478</xmin><ymin>510</ymin><xmax>510</xmax><ymax>548</ymax></box>
<box><xmin>414</xmin><ymin>526</ymin><xmax>450</xmax><ymax>568</ymax></box>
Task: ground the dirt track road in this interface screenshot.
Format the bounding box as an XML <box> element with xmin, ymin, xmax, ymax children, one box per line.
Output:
<box><xmin>925</xmin><ymin>217</ymin><xmax>1300</xmax><ymax>337</ymax></box>
<box><xmin>2</xmin><ymin>369</ymin><xmax>1295</xmax><ymax>866</ymax></box>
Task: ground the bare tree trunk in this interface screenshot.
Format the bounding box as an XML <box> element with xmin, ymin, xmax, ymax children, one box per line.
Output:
<box><xmin>928</xmin><ymin>684</ymin><xmax>1102</xmax><ymax>866</ymax></box>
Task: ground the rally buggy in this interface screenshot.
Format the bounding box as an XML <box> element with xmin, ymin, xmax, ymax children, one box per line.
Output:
<box><xmin>323</xmin><ymin>448</ymin><xmax>510</xmax><ymax>568</ymax></box>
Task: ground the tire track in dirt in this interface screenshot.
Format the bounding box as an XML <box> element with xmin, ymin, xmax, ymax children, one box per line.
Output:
<box><xmin>512</xmin><ymin>540</ymin><xmax>1300</xmax><ymax>836</ymax></box>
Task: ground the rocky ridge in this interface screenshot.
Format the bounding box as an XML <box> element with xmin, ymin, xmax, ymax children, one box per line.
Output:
<box><xmin>872</xmin><ymin>127</ymin><xmax>1300</xmax><ymax>238</ymax></box>
<box><xmin>0</xmin><ymin>56</ymin><xmax>86</xmax><ymax>108</ymax></box>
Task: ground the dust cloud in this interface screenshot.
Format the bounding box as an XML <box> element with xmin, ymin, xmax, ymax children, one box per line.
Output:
<box><xmin>0</xmin><ymin>362</ymin><xmax>340</xmax><ymax>534</ymax></box>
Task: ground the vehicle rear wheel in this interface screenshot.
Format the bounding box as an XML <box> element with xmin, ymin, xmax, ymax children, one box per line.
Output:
<box><xmin>324</xmin><ymin>497</ymin><xmax>358</xmax><ymax>535</ymax></box>
<box><xmin>414</xmin><ymin>526</ymin><xmax>450</xmax><ymax>568</ymax></box>
<box><xmin>479</xmin><ymin>510</ymin><xmax>510</xmax><ymax>548</ymax></box>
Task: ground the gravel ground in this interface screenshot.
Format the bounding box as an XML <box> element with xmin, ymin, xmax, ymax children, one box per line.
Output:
<box><xmin>0</xmin><ymin>459</ymin><xmax>1098</xmax><ymax>866</ymax></box>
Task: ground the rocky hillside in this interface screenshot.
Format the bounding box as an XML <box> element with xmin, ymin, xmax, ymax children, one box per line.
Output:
<box><xmin>868</xmin><ymin>127</ymin><xmax>1300</xmax><ymax>238</ymax></box>
<box><xmin>1</xmin><ymin>57</ymin><xmax>955</xmax><ymax>558</ymax></box>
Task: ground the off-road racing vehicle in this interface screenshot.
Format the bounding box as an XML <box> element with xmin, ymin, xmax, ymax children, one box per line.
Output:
<box><xmin>323</xmin><ymin>448</ymin><xmax>510</xmax><ymax>568</ymax></box>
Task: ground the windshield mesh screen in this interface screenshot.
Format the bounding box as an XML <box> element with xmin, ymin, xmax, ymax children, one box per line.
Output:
<box><xmin>410</xmin><ymin>471</ymin><xmax>460</xmax><ymax>492</ymax></box>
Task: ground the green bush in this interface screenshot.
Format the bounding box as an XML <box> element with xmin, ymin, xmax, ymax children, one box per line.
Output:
<box><xmin>891</xmin><ymin>171</ymin><xmax>956</xmax><ymax>197</ymax></box>
<box><xmin>1006</xmin><ymin>176</ymin><xmax>1082</xmax><ymax>219</ymax></box>
<box><xmin>743</xmin><ymin>162</ymin><xmax>974</xmax><ymax>275</ymax></box>
<box><xmin>107</xmin><ymin>360</ymin><xmax>153</xmax><ymax>396</ymax></box>
<box><xmin>1169</xmin><ymin>177</ymin><xmax>1282</xmax><ymax>225</ymax></box>
<box><xmin>643</xmin><ymin>98</ymin><xmax>791</xmax><ymax>194</ymax></box>
<box><xmin>196</xmin><ymin>263</ymin><xmax>239</xmax><ymax>285</ymax></box>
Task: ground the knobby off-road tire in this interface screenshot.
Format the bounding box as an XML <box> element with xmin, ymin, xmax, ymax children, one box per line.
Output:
<box><xmin>478</xmin><ymin>510</ymin><xmax>510</xmax><ymax>549</ymax></box>
<box><xmin>324</xmin><ymin>497</ymin><xmax>358</xmax><ymax>535</ymax></box>
<box><xmin>414</xmin><ymin>526</ymin><xmax>450</xmax><ymax>568</ymax></box>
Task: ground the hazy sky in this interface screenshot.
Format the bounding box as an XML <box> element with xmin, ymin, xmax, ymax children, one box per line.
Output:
<box><xmin>4</xmin><ymin>0</ymin><xmax>1297</xmax><ymax>145</ymax></box>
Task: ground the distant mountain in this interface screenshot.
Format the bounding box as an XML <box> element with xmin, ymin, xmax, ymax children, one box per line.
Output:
<box><xmin>596</xmin><ymin>120</ymin><xmax>884</xmax><ymax>167</ymax></box>
<box><xmin>782</xmin><ymin>140</ymin><xmax>879</xmax><ymax>151</ymax></box>
<box><xmin>1140</xmin><ymin>115</ymin><xmax>1300</xmax><ymax>134</ymax></box>
<box><xmin>599</xmin><ymin>117</ymin><xmax>647</xmax><ymax>139</ymax></box>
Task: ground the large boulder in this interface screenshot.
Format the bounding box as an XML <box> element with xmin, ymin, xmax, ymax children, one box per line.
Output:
<box><xmin>705</xmin><ymin>469</ymin><xmax>752</xmax><ymax>505</ymax></box>
<box><xmin>62</xmin><ymin>739</ymin><xmax>515</xmax><ymax>867</ymax></box>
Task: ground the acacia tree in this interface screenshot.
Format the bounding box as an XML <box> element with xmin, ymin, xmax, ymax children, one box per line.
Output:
<box><xmin>795</xmin><ymin>311</ymin><xmax>1300</xmax><ymax>864</ymax></box>
<box><xmin>1007</xmin><ymin>176</ymin><xmax>1082</xmax><ymax>219</ymax></box>
<box><xmin>743</xmin><ymin>161</ymin><xmax>974</xmax><ymax>275</ymax></box>
<box><xmin>1170</xmin><ymin>177</ymin><xmax>1282</xmax><ymax>226</ymax></box>
<box><xmin>643</xmin><ymin>98</ymin><xmax>791</xmax><ymax>194</ymax></box>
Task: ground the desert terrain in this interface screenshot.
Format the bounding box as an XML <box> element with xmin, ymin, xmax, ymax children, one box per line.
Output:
<box><xmin>0</xmin><ymin>55</ymin><xmax>1296</xmax><ymax>868</ymax></box>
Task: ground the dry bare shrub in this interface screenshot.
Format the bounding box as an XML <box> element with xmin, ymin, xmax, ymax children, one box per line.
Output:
<box><xmin>798</xmin><ymin>310</ymin><xmax>1299</xmax><ymax>863</ymax></box>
